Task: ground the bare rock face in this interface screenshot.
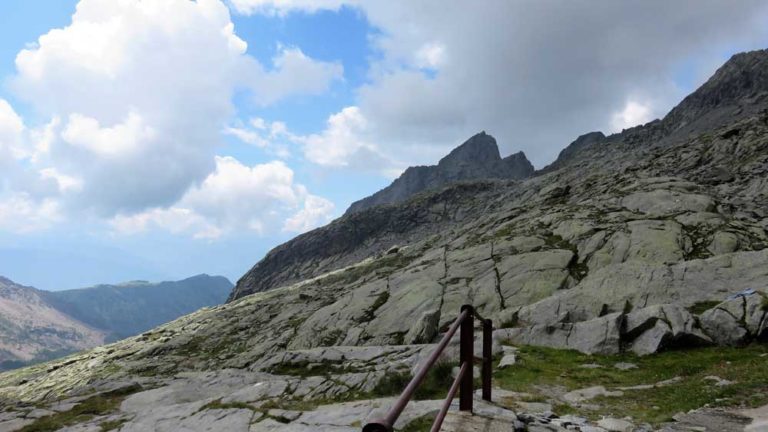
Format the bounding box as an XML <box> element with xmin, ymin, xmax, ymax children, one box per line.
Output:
<box><xmin>539</xmin><ymin>131</ymin><xmax>606</xmax><ymax>174</ymax></box>
<box><xmin>344</xmin><ymin>132</ymin><xmax>534</xmax><ymax>215</ymax></box>
<box><xmin>662</xmin><ymin>48</ymin><xmax>768</xmax><ymax>137</ymax></box>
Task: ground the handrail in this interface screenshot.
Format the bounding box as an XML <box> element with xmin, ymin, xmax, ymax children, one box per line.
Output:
<box><xmin>430</xmin><ymin>361</ymin><xmax>468</xmax><ymax>432</ymax></box>
<box><xmin>363</xmin><ymin>305</ymin><xmax>493</xmax><ymax>432</ymax></box>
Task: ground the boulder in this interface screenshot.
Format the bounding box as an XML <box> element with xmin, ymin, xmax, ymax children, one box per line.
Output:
<box><xmin>700</xmin><ymin>291</ymin><xmax>768</xmax><ymax>345</ymax></box>
<box><xmin>596</xmin><ymin>417</ymin><xmax>635</xmax><ymax>432</ymax></box>
<box><xmin>498</xmin><ymin>346</ymin><xmax>517</xmax><ymax>368</ymax></box>
<box><xmin>500</xmin><ymin>313</ymin><xmax>623</xmax><ymax>355</ymax></box>
<box><xmin>624</xmin><ymin>304</ymin><xmax>711</xmax><ymax>355</ymax></box>
<box><xmin>709</xmin><ymin>231</ymin><xmax>740</xmax><ymax>255</ymax></box>
<box><xmin>404</xmin><ymin>309</ymin><xmax>440</xmax><ymax>344</ymax></box>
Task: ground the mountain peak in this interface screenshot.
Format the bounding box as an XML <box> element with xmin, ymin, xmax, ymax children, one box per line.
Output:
<box><xmin>438</xmin><ymin>131</ymin><xmax>501</xmax><ymax>167</ymax></box>
<box><xmin>663</xmin><ymin>48</ymin><xmax>768</xmax><ymax>134</ymax></box>
<box><xmin>344</xmin><ymin>132</ymin><xmax>533</xmax><ymax>215</ymax></box>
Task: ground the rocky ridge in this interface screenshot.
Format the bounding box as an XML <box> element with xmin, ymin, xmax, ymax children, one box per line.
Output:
<box><xmin>2</xmin><ymin>49</ymin><xmax>768</xmax><ymax>431</ymax></box>
<box><xmin>344</xmin><ymin>131</ymin><xmax>534</xmax><ymax>215</ymax></box>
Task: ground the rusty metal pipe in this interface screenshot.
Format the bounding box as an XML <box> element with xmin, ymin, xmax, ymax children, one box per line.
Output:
<box><xmin>429</xmin><ymin>361</ymin><xmax>468</xmax><ymax>432</ymax></box>
<box><xmin>363</xmin><ymin>307</ymin><xmax>470</xmax><ymax>432</ymax></box>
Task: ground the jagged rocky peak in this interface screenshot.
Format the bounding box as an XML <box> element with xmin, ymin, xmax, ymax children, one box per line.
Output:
<box><xmin>345</xmin><ymin>131</ymin><xmax>533</xmax><ymax>215</ymax></box>
<box><xmin>437</xmin><ymin>131</ymin><xmax>502</xmax><ymax>168</ymax></box>
<box><xmin>663</xmin><ymin>48</ymin><xmax>768</xmax><ymax>135</ymax></box>
<box><xmin>539</xmin><ymin>131</ymin><xmax>606</xmax><ymax>173</ymax></box>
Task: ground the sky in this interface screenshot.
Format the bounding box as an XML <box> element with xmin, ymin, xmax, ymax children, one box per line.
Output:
<box><xmin>1</xmin><ymin>0</ymin><xmax>767</xmax><ymax>291</ymax></box>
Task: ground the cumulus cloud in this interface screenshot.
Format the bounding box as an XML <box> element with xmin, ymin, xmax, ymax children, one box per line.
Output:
<box><xmin>61</xmin><ymin>112</ymin><xmax>155</xmax><ymax>158</ymax></box>
<box><xmin>283</xmin><ymin>194</ymin><xmax>335</xmax><ymax>233</ymax></box>
<box><xmin>247</xmin><ymin>47</ymin><xmax>344</xmax><ymax>106</ymax></box>
<box><xmin>611</xmin><ymin>100</ymin><xmax>654</xmax><ymax>132</ymax></box>
<box><xmin>235</xmin><ymin>0</ymin><xmax>768</xmax><ymax>169</ymax></box>
<box><xmin>111</xmin><ymin>156</ymin><xmax>334</xmax><ymax>239</ymax></box>
<box><xmin>223</xmin><ymin>116</ymin><xmax>296</xmax><ymax>158</ymax></box>
<box><xmin>225</xmin><ymin>107</ymin><xmax>400</xmax><ymax>176</ymax></box>
<box><xmin>0</xmin><ymin>193</ymin><xmax>62</xmax><ymax>233</ymax></box>
<box><xmin>0</xmin><ymin>99</ymin><xmax>26</xmax><ymax>163</ymax></box>
<box><xmin>0</xmin><ymin>0</ymin><xmax>339</xmax><ymax>235</ymax></box>
<box><xmin>229</xmin><ymin>0</ymin><xmax>354</xmax><ymax>16</ymax></box>
<box><xmin>301</xmin><ymin>106</ymin><xmax>373</xmax><ymax>167</ymax></box>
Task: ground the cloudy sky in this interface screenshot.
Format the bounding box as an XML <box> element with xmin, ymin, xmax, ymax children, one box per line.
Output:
<box><xmin>1</xmin><ymin>0</ymin><xmax>767</xmax><ymax>290</ymax></box>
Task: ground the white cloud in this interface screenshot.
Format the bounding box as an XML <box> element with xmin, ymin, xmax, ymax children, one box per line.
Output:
<box><xmin>62</xmin><ymin>112</ymin><xmax>155</xmax><ymax>158</ymax></box>
<box><xmin>0</xmin><ymin>99</ymin><xmax>26</xmax><ymax>161</ymax></box>
<box><xmin>0</xmin><ymin>193</ymin><xmax>62</xmax><ymax>233</ymax></box>
<box><xmin>301</xmin><ymin>106</ymin><xmax>371</xmax><ymax>167</ymax></box>
<box><xmin>110</xmin><ymin>207</ymin><xmax>222</xmax><ymax>240</ymax></box>
<box><xmin>223</xmin><ymin>125</ymin><xmax>268</xmax><ymax>147</ymax></box>
<box><xmin>246</xmin><ymin>47</ymin><xmax>343</xmax><ymax>106</ymax></box>
<box><xmin>39</xmin><ymin>168</ymin><xmax>84</xmax><ymax>193</ymax></box>
<box><xmin>111</xmin><ymin>156</ymin><xmax>335</xmax><ymax>239</ymax></box>
<box><xmin>223</xmin><ymin>117</ymin><xmax>296</xmax><ymax>159</ymax></box>
<box><xmin>7</xmin><ymin>0</ymin><xmax>339</xmax><ymax>214</ymax></box>
<box><xmin>234</xmin><ymin>0</ymin><xmax>768</xmax><ymax>169</ymax></box>
<box><xmin>0</xmin><ymin>0</ymin><xmax>339</xmax><ymax>235</ymax></box>
<box><xmin>229</xmin><ymin>0</ymin><xmax>354</xmax><ymax>16</ymax></box>
<box><xmin>611</xmin><ymin>100</ymin><xmax>654</xmax><ymax>132</ymax></box>
<box><xmin>232</xmin><ymin>106</ymin><xmax>400</xmax><ymax>176</ymax></box>
<box><xmin>414</xmin><ymin>42</ymin><xmax>446</xmax><ymax>69</ymax></box>
<box><xmin>283</xmin><ymin>194</ymin><xmax>335</xmax><ymax>233</ymax></box>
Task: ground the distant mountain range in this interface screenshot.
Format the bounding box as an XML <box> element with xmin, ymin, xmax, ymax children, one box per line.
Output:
<box><xmin>0</xmin><ymin>274</ymin><xmax>231</xmax><ymax>370</ymax></box>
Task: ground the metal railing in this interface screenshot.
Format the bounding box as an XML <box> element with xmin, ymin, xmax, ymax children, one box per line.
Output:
<box><xmin>363</xmin><ymin>305</ymin><xmax>493</xmax><ymax>432</ymax></box>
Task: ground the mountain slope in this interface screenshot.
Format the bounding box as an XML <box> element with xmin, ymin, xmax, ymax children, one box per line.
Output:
<box><xmin>0</xmin><ymin>277</ymin><xmax>105</xmax><ymax>370</ymax></box>
<box><xmin>1</xmin><ymin>49</ymin><xmax>768</xmax><ymax>431</ymax></box>
<box><xmin>44</xmin><ymin>274</ymin><xmax>232</xmax><ymax>341</ymax></box>
<box><xmin>0</xmin><ymin>274</ymin><xmax>231</xmax><ymax>370</ymax></box>
<box><xmin>344</xmin><ymin>131</ymin><xmax>533</xmax><ymax>215</ymax></box>
<box><xmin>231</xmin><ymin>50</ymin><xmax>768</xmax><ymax>303</ymax></box>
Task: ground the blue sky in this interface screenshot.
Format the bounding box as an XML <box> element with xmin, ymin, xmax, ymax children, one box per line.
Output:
<box><xmin>0</xmin><ymin>0</ymin><xmax>767</xmax><ymax>290</ymax></box>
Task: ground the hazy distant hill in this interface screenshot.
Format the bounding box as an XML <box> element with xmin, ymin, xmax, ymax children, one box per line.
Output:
<box><xmin>0</xmin><ymin>274</ymin><xmax>231</xmax><ymax>370</ymax></box>
<box><xmin>0</xmin><ymin>277</ymin><xmax>106</xmax><ymax>370</ymax></box>
<box><xmin>43</xmin><ymin>275</ymin><xmax>232</xmax><ymax>342</ymax></box>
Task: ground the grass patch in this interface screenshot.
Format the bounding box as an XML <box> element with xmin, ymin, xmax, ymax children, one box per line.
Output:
<box><xmin>682</xmin><ymin>225</ymin><xmax>713</xmax><ymax>261</ymax></box>
<box><xmin>20</xmin><ymin>384</ymin><xmax>142</xmax><ymax>432</ymax></box>
<box><xmin>198</xmin><ymin>399</ymin><xmax>256</xmax><ymax>412</ymax></box>
<box><xmin>99</xmin><ymin>419</ymin><xmax>128</xmax><ymax>432</ymax></box>
<box><xmin>357</xmin><ymin>291</ymin><xmax>390</xmax><ymax>324</ymax></box>
<box><xmin>398</xmin><ymin>413</ymin><xmax>436</xmax><ymax>432</ymax></box>
<box><xmin>494</xmin><ymin>344</ymin><xmax>768</xmax><ymax>425</ymax></box>
<box><xmin>544</xmin><ymin>234</ymin><xmax>576</xmax><ymax>252</ymax></box>
<box><xmin>372</xmin><ymin>360</ymin><xmax>462</xmax><ymax>401</ymax></box>
<box><xmin>321</xmin><ymin>253</ymin><xmax>417</xmax><ymax>287</ymax></box>
<box><xmin>687</xmin><ymin>301</ymin><xmax>721</xmax><ymax>315</ymax></box>
<box><xmin>267</xmin><ymin>359</ymin><xmax>345</xmax><ymax>378</ymax></box>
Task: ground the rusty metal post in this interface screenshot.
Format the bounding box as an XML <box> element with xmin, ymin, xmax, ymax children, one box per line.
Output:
<box><xmin>459</xmin><ymin>304</ymin><xmax>474</xmax><ymax>412</ymax></box>
<box><xmin>482</xmin><ymin>318</ymin><xmax>492</xmax><ymax>402</ymax></box>
<box><xmin>362</xmin><ymin>423</ymin><xmax>391</xmax><ymax>432</ymax></box>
